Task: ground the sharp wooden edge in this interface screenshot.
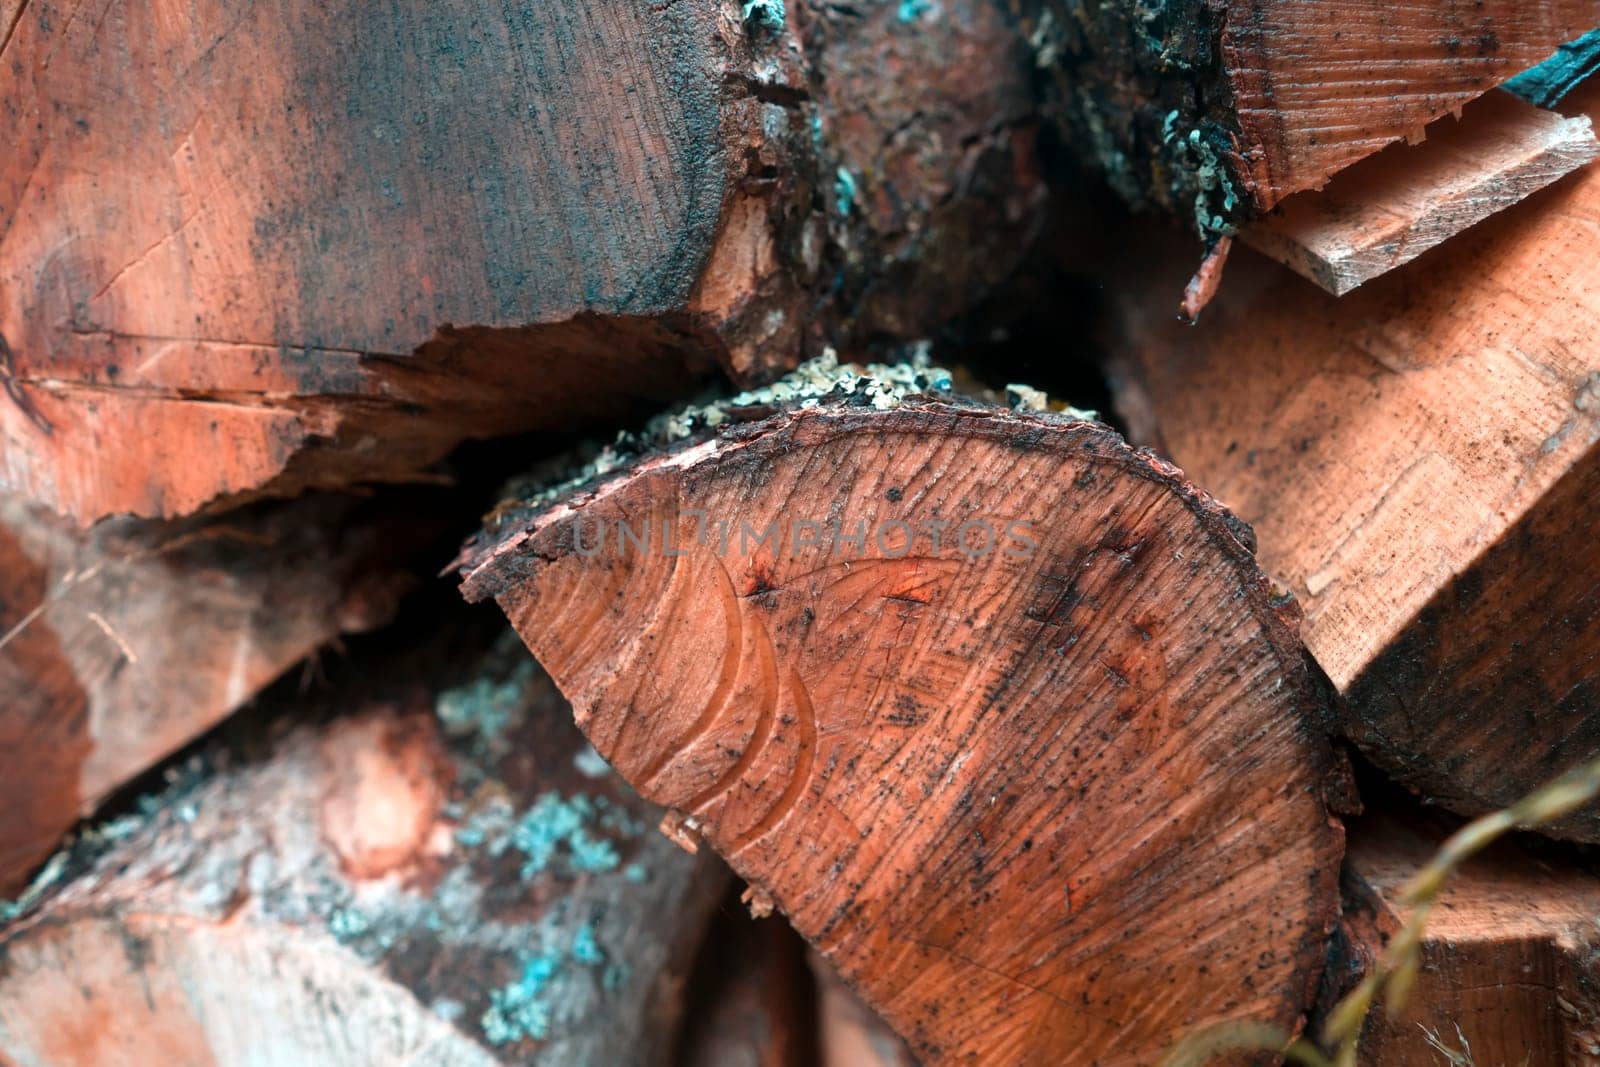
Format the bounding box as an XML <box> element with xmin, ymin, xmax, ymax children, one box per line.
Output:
<box><xmin>1243</xmin><ymin>91</ymin><xmax>1600</xmax><ymax>296</ymax></box>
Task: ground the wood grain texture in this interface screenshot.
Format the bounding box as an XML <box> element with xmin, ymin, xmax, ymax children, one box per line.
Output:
<box><xmin>1224</xmin><ymin>1</ymin><xmax>1600</xmax><ymax>208</ymax></box>
<box><xmin>0</xmin><ymin>491</ymin><xmax>417</xmax><ymax>895</ymax></box>
<box><xmin>0</xmin><ymin>634</ymin><xmax>726</xmax><ymax>1064</ymax></box>
<box><xmin>459</xmin><ymin>400</ymin><xmax>1343</xmax><ymax>1064</ymax></box>
<box><xmin>1245</xmin><ymin>89</ymin><xmax>1600</xmax><ymax>294</ymax></box>
<box><xmin>0</xmin><ymin>0</ymin><xmax>1046</xmax><ymax>523</ymax></box>
<box><xmin>1106</xmin><ymin>81</ymin><xmax>1600</xmax><ymax>839</ymax></box>
<box><xmin>1326</xmin><ymin>807</ymin><xmax>1600</xmax><ymax>1064</ymax></box>
<box><xmin>1028</xmin><ymin>0</ymin><xmax>1599</xmax><ymax>230</ymax></box>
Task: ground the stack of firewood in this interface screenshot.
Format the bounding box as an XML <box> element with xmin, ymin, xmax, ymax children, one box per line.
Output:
<box><xmin>2</xmin><ymin>1</ymin><xmax>1598</xmax><ymax>1063</ymax></box>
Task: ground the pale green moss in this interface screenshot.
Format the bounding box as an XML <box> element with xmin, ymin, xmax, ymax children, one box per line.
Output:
<box><xmin>499</xmin><ymin>351</ymin><xmax>955</xmax><ymax>513</ymax></box>
<box><xmin>1162</xmin><ymin>110</ymin><xmax>1239</xmax><ymax>240</ymax></box>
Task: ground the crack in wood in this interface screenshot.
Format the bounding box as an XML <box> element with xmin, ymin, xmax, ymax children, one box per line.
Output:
<box><xmin>0</xmin><ymin>332</ymin><xmax>54</xmax><ymax>435</ymax></box>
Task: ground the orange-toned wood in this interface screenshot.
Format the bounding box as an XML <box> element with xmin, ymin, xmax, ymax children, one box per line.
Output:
<box><xmin>1245</xmin><ymin>89</ymin><xmax>1600</xmax><ymax>295</ymax></box>
<box><xmin>0</xmin><ymin>633</ymin><xmax>725</xmax><ymax>1064</ymax></box>
<box><xmin>1224</xmin><ymin>3</ymin><xmax>1600</xmax><ymax>209</ymax></box>
<box><xmin>458</xmin><ymin>400</ymin><xmax>1343</xmax><ymax>1063</ymax></box>
<box><xmin>0</xmin><ymin>0</ymin><xmax>1045</xmax><ymax>524</ymax></box>
<box><xmin>813</xmin><ymin>952</ymin><xmax>920</xmax><ymax>1067</ymax></box>
<box><xmin>1327</xmin><ymin>807</ymin><xmax>1600</xmax><ymax>1065</ymax></box>
<box><xmin>1029</xmin><ymin>1</ymin><xmax>1598</xmax><ymax>232</ymax></box>
<box><xmin>0</xmin><ymin>492</ymin><xmax>416</xmax><ymax>894</ymax></box>
<box><xmin>1106</xmin><ymin>81</ymin><xmax>1600</xmax><ymax>840</ymax></box>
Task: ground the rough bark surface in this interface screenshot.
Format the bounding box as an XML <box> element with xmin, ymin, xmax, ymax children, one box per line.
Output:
<box><xmin>1023</xmin><ymin>0</ymin><xmax>1600</xmax><ymax>231</ymax></box>
<box><xmin>458</xmin><ymin>399</ymin><xmax>1342</xmax><ymax>1064</ymax></box>
<box><xmin>0</xmin><ymin>491</ymin><xmax>418</xmax><ymax>895</ymax></box>
<box><xmin>0</xmin><ymin>0</ymin><xmax>1044</xmax><ymax>523</ymax></box>
<box><xmin>0</xmin><ymin>631</ymin><xmax>726</xmax><ymax>1064</ymax></box>
<box><xmin>1325</xmin><ymin>807</ymin><xmax>1600</xmax><ymax>1065</ymax></box>
<box><xmin>1105</xmin><ymin>81</ymin><xmax>1600</xmax><ymax>841</ymax></box>
<box><xmin>1244</xmin><ymin>88</ymin><xmax>1600</xmax><ymax>294</ymax></box>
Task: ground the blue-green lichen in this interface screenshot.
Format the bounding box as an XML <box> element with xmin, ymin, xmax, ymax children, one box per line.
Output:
<box><xmin>478</xmin><ymin>922</ymin><xmax>614</xmax><ymax>1045</ymax></box>
<box><xmin>328</xmin><ymin>905</ymin><xmax>374</xmax><ymax>943</ymax></box>
<box><xmin>1505</xmin><ymin>29</ymin><xmax>1600</xmax><ymax>109</ymax></box>
<box><xmin>455</xmin><ymin>791</ymin><xmax>645</xmax><ymax>881</ymax></box>
<box><xmin>436</xmin><ymin>659</ymin><xmax>538</xmax><ymax>744</ymax></box>
<box><xmin>833</xmin><ymin>167</ymin><xmax>858</xmax><ymax>217</ymax></box>
<box><xmin>511</xmin><ymin>794</ymin><xmax>622</xmax><ymax>878</ymax></box>
<box><xmin>571</xmin><ymin>922</ymin><xmax>604</xmax><ymax>965</ymax></box>
<box><xmin>482</xmin><ymin>952</ymin><xmax>562</xmax><ymax>1044</ymax></box>
<box><xmin>896</xmin><ymin>0</ymin><xmax>934</xmax><ymax>22</ymax></box>
<box><xmin>741</xmin><ymin>0</ymin><xmax>785</xmax><ymax>32</ymax></box>
<box><xmin>1162</xmin><ymin>110</ymin><xmax>1239</xmax><ymax>240</ymax></box>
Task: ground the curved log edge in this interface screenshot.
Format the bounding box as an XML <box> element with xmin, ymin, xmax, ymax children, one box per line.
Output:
<box><xmin>1104</xmin><ymin>79</ymin><xmax>1600</xmax><ymax>841</ymax></box>
<box><xmin>0</xmin><ymin>0</ymin><xmax>1044</xmax><ymax>523</ymax></box>
<box><xmin>0</xmin><ymin>631</ymin><xmax>727</xmax><ymax>1064</ymax></box>
<box><xmin>458</xmin><ymin>398</ymin><xmax>1344</xmax><ymax>1063</ymax></box>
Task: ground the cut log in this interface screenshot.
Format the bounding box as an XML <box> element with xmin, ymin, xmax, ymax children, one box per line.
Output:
<box><xmin>0</xmin><ymin>491</ymin><xmax>424</xmax><ymax>896</ymax></box>
<box><xmin>0</xmin><ymin>0</ymin><xmax>1044</xmax><ymax>524</ymax></box>
<box><xmin>1103</xmin><ymin>80</ymin><xmax>1600</xmax><ymax>839</ymax></box>
<box><xmin>457</xmin><ymin>390</ymin><xmax>1343</xmax><ymax>1062</ymax></box>
<box><xmin>1024</xmin><ymin>1</ymin><xmax>1600</xmax><ymax>232</ymax></box>
<box><xmin>1243</xmin><ymin>89</ymin><xmax>1600</xmax><ymax>295</ymax></box>
<box><xmin>0</xmin><ymin>631</ymin><xmax>725</xmax><ymax>1064</ymax></box>
<box><xmin>1326</xmin><ymin>806</ymin><xmax>1600</xmax><ymax>1065</ymax></box>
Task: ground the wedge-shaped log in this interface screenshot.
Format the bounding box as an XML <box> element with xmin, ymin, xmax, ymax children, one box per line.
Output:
<box><xmin>458</xmin><ymin>399</ymin><xmax>1342</xmax><ymax>1063</ymax></box>
<box><xmin>0</xmin><ymin>491</ymin><xmax>418</xmax><ymax>895</ymax></box>
<box><xmin>0</xmin><ymin>633</ymin><xmax>725</xmax><ymax>1064</ymax></box>
<box><xmin>1027</xmin><ymin>0</ymin><xmax>1600</xmax><ymax>231</ymax></box>
<box><xmin>1243</xmin><ymin>88</ymin><xmax>1599</xmax><ymax>295</ymax></box>
<box><xmin>1327</xmin><ymin>807</ymin><xmax>1600</xmax><ymax>1064</ymax></box>
<box><xmin>0</xmin><ymin>0</ymin><xmax>1044</xmax><ymax>523</ymax></box>
<box><xmin>1106</xmin><ymin>81</ymin><xmax>1600</xmax><ymax>841</ymax></box>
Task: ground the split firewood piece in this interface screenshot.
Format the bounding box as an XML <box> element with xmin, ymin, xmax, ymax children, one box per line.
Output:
<box><xmin>0</xmin><ymin>490</ymin><xmax>426</xmax><ymax>896</ymax></box>
<box><xmin>1022</xmin><ymin>1</ymin><xmax>1600</xmax><ymax>236</ymax></box>
<box><xmin>0</xmin><ymin>0</ymin><xmax>1044</xmax><ymax>524</ymax></box>
<box><xmin>457</xmin><ymin>381</ymin><xmax>1343</xmax><ymax>1063</ymax></box>
<box><xmin>680</xmin><ymin>904</ymin><xmax>817</xmax><ymax>1067</ymax></box>
<box><xmin>1105</xmin><ymin>79</ymin><xmax>1600</xmax><ymax>840</ymax></box>
<box><xmin>812</xmin><ymin>952</ymin><xmax>920</xmax><ymax>1067</ymax></box>
<box><xmin>0</xmin><ymin>632</ymin><xmax>725</xmax><ymax>1064</ymax></box>
<box><xmin>1325</xmin><ymin>807</ymin><xmax>1600</xmax><ymax>1065</ymax></box>
<box><xmin>1243</xmin><ymin>89</ymin><xmax>1600</xmax><ymax>295</ymax></box>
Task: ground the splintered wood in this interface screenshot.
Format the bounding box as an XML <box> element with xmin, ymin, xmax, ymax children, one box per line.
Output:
<box><xmin>0</xmin><ymin>0</ymin><xmax>1043</xmax><ymax>523</ymax></box>
<box><xmin>1108</xmin><ymin>81</ymin><xmax>1600</xmax><ymax>841</ymax></box>
<box><xmin>1245</xmin><ymin>89</ymin><xmax>1600</xmax><ymax>294</ymax></box>
<box><xmin>459</xmin><ymin>400</ymin><xmax>1341</xmax><ymax>1064</ymax></box>
<box><xmin>0</xmin><ymin>492</ymin><xmax>418</xmax><ymax>894</ymax></box>
<box><xmin>1028</xmin><ymin>0</ymin><xmax>1600</xmax><ymax>233</ymax></box>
